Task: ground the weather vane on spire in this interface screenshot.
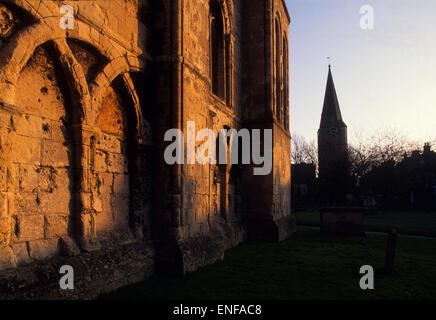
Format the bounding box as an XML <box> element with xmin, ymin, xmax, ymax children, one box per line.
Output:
<box><xmin>327</xmin><ymin>57</ymin><xmax>331</xmax><ymax>68</ymax></box>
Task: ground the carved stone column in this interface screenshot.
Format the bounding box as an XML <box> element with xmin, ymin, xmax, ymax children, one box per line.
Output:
<box><xmin>73</xmin><ymin>124</ymin><xmax>101</xmax><ymax>251</ymax></box>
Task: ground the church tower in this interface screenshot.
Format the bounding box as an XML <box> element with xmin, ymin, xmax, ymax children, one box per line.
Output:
<box><xmin>318</xmin><ymin>65</ymin><xmax>349</xmax><ymax>205</ymax></box>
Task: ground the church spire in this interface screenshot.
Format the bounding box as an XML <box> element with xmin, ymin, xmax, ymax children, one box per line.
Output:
<box><xmin>319</xmin><ymin>65</ymin><xmax>346</xmax><ymax>129</ymax></box>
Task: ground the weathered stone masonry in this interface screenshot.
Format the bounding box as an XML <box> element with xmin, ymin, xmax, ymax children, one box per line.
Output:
<box><xmin>0</xmin><ymin>0</ymin><xmax>294</xmax><ymax>298</ymax></box>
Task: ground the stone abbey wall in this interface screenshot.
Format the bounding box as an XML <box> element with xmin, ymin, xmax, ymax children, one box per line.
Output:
<box><xmin>0</xmin><ymin>0</ymin><xmax>294</xmax><ymax>299</ymax></box>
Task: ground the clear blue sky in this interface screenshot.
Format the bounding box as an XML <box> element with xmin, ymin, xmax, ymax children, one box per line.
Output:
<box><xmin>286</xmin><ymin>0</ymin><xmax>436</xmax><ymax>145</ymax></box>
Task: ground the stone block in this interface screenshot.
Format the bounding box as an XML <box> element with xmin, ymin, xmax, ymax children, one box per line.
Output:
<box><xmin>92</xmin><ymin>195</ymin><xmax>103</xmax><ymax>213</ymax></box>
<box><xmin>0</xmin><ymin>216</ymin><xmax>11</xmax><ymax>246</ymax></box>
<box><xmin>98</xmin><ymin>133</ymin><xmax>122</xmax><ymax>153</ymax></box>
<box><xmin>19</xmin><ymin>165</ymin><xmax>39</xmax><ymax>192</ymax></box>
<box><xmin>41</xmin><ymin>140</ymin><xmax>69</xmax><ymax>168</ymax></box>
<box><xmin>114</xmin><ymin>209</ymin><xmax>129</xmax><ymax>231</ymax></box>
<box><xmin>39</xmin><ymin>191</ymin><xmax>70</xmax><ymax>215</ymax></box>
<box><xmin>0</xmin><ymin>163</ymin><xmax>6</xmax><ymax>192</ymax></box>
<box><xmin>13</xmin><ymin>192</ymin><xmax>41</xmax><ymax>216</ymax></box>
<box><xmin>6</xmin><ymin>193</ymin><xmax>13</xmax><ymax>219</ymax></box>
<box><xmin>79</xmin><ymin>192</ymin><xmax>92</xmax><ymax>210</ymax></box>
<box><xmin>11</xmin><ymin>242</ymin><xmax>31</xmax><ymax>265</ymax></box>
<box><xmin>111</xmin><ymin>193</ymin><xmax>129</xmax><ymax>212</ymax></box>
<box><xmin>96</xmin><ymin>172</ymin><xmax>113</xmax><ymax>194</ymax></box>
<box><xmin>0</xmin><ymin>246</ymin><xmax>16</xmax><ymax>270</ymax></box>
<box><xmin>52</xmin><ymin>168</ymin><xmax>71</xmax><ymax>194</ymax></box>
<box><xmin>0</xmin><ymin>192</ymin><xmax>7</xmax><ymax>218</ymax></box>
<box><xmin>7</xmin><ymin>164</ymin><xmax>18</xmax><ymax>191</ymax></box>
<box><xmin>95</xmin><ymin>211</ymin><xmax>114</xmax><ymax>234</ymax></box>
<box><xmin>0</xmin><ymin>130</ymin><xmax>12</xmax><ymax>162</ymax></box>
<box><xmin>12</xmin><ymin>114</ymin><xmax>43</xmax><ymax>138</ymax></box>
<box><xmin>99</xmin><ymin>193</ymin><xmax>112</xmax><ymax>213</ymax></box>
<box><xmin>51</xmin><ymin>120</ymin><xmax>68</xmax><ymax>143</ymax></box>
<box><xmin>45</xmin><ymin>215</ymin><xmax>69</xmax><ymax>239</ymax></box>
<box><xmin>0</xmin><ymin>110</ymin><xmax>12</xmax><ymax>130</ymax></box>
<box><xmin>107</xmin><ymin>152</ymin><xmax>127</xmax><ymax>173</ymax></box>
<box><xmin>28</xmin><ymin>239</ymin><xmax>60</xmax><ymax>260</ymax></box>
<box><xmin>76</xmin><ymin>127</ymin><xmax>96</xmax><ymax>147</ymax></box>
<box><xmin>113</xmin><ymin>173</ymin><xmax>129</xmax><ymax>194</ymax></box>
<box><xmin>111</xmin><ymin>193</ymin><xmax>129</xmax><ymax>229</ymax></box>
<box><xmin>37</xmin><ymin>167</ymin><xmax>54</xmax><ymax>193</ymax></box>
<box><xmin>94</xmin><ymin>150</ymin><xmax>107</xmax><ymax>172</ymax></box>
<box><xmin>41</xmin><ymin>120</ymin><xmax>52</xmax><ymax>140</ymax></box>
<box><xmin>17</xmin><ymin>215</ymin><xmax>44</xmax><ymax>241</ymax></box>
<box><xmin>195</xmin><ymin>178</ymin><xmax>209</xmax><ymax>194</ymax></box>
<box><xmin>10</xmin><ymin>135</ymin><xmax>41</xmax><ymax>165</ymax></box>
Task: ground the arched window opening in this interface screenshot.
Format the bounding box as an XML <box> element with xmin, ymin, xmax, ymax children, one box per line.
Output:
<box><xmin>210</xmin><ymin>1</ymin><xmax>226</xmax><ymax>100</ymax></box>
<box><xmin>275</xmin><ymin>19</ymin><xmax>282</xmax><ymax>121</ymax></box>
<box><xmin>283</xmin><ymin>37</ymin><xmax>289</xmax><ymax>129</ymax></box>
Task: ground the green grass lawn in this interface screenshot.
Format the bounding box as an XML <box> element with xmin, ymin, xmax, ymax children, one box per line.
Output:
<box><xmin>101</xmin><ymin>227</ymin><xmax>436</xmax><ymax>300</ymax></box>
<box><xmin>295</xmin><ymin>210</ymin><xmax>436</xmax><ymax>237</ymax></box>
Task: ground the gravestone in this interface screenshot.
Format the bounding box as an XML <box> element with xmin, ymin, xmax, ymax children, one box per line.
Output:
<box><xmin>384</xmin><ymin>229</ymin><xmax>397</xmax><ymax>275</ymax></box>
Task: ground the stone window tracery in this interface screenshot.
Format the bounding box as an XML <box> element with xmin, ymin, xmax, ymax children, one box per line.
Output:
<box><xmin>274</xmin><ymin>18</ymin><xmax>282</xmax><ymax>121</ymax></box>
<box><xmin>210</xmin><ymin>0</ymin><xmax>226</xmax><ymax>102</ymax></box>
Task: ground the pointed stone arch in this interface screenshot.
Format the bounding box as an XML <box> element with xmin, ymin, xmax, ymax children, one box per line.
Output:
<box><xmin>274</xmin><ymin>14</ymin><xmax>283</xmax><ymax>120</ymax></box>
<box><xmin>7</xmin><ymin>38</ymin><xmax>85</xmax><ymax>259</ymax></box>
<box><xmin>89</xmin><ymin>69</ymin><xmax>153</xmax><ymax>244</ymax></box>
<box><xmin>0</xmin><ymin>16</ymin><xmax>126</xmax><ymax>106</ymax></box>
<box><xmin>0</xmin><ymin>7</ymin><xmax>150</xmax><ymax>251</ymax></box>
<box><xmin>209</xmin><ymin>0</ymin><xmax>234</xmax><ymax>106</ymax></box>
<box><xmin>89</xmin><ymin>55</ymin><xmax>145</xmax><ymax>126</ymax></box>
<box><xmin>0</xmin><ymin>18</ymin><xmax>61</xmax><ymax>104</ymax></box>
<box><xmin>282</xmin><ymin>34</ymin><xmax>289</xmax><ymax>129</ymax></box>
<box><xmin>213</xmin><ymin>0</ymin><xmax>233</xmax><ymax>35</ymax></box>
<box><xmin>2</xmin><ymin>0</ymin><xmax>59</xmax><ymax>20</ymax></box>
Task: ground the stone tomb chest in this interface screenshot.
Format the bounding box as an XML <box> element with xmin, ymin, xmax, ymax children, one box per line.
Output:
<box><xmin>319</xmin><ymin>207</ymin><xmax>367</xmax><ymax>236</ymax></box>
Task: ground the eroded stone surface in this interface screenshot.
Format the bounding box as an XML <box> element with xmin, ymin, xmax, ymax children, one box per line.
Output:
<box><xmin>0</xmin><ymin>0</ymin><xmax>293</xmax><ymax>299</ymax></box>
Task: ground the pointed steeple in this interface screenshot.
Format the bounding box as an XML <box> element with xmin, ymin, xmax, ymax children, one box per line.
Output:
<box><xmin>319</xmin><ymin>65</ymin><xmax>346</xmax><ymax>128</ymax></box>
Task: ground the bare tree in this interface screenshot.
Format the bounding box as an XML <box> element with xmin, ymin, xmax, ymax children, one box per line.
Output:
<box><xmin>368</xmin><ymin>127</ymin><xmax>417</xmax><ymax>163</ymax></box>
<box><xmin>348</xmin><ymin>127</ymin><xmax>423</xmax><ymax>186</ymax></box>
<box><xmin>291</xmin><ymin>133</ymin><xmax>318</xmax><ymax>165</ymax></box>
<box><xmin>348</xmin><ymin>131</ymin><xmax>378</xmax><ymax>185</ymax></box>
<box><xmin>292</xmin><ymin>128</ymin><xmax>432</xmax><ymax>188</ymax></box>
<box><xmin>426</xmin><ymin>139</ymin><xmax>436</xmax><ymax>150</ymax></box>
